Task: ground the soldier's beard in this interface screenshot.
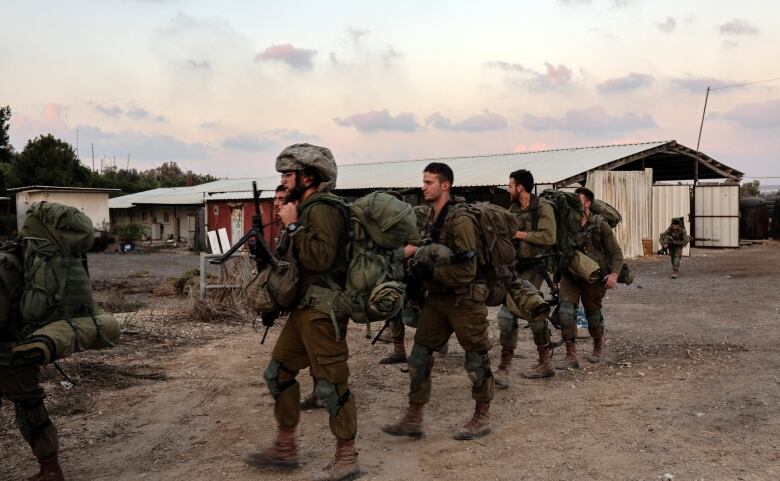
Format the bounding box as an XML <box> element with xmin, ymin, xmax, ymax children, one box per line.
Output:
<box><xmin>286</xmin><ymin>176</ymin><xmax>309</xmax><ymax>203</ymax></box>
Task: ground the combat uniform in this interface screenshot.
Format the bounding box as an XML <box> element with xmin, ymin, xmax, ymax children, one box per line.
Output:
<box><xmin>382</xmin><ymin>197</ymin><xmax>494</xmax><ymax>440</ymax></box>
<box><xmin>495</xmin><ymin>196</ymin><xmax>556</xmax><ymax>383</ymax></box>
<box><xmin>1</xmin><ymin>331</ymin><xmax>63</xmax><ymax>480</ymax></box>
<box><xmin>243</xmin><ymin>144</ymin><xmax>359</xmax><ymax>481</ymax></box>
<box><xmin>557</xmin><ymin>212</ymin><xmax>624</xmax><ymax>366</ymax></box>
<box><xmin>660</xmin><ymin>222</ymin><xmax>690</xmax><ymax>278</ymax></box>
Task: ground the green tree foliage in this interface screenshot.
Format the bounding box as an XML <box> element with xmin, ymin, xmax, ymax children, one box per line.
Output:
<box><xmin>0</xmin><ymin>105</ymin><xmax>12</xmax><ymax>163</ymax></box>
<box><xmin>740</xmin><ymin>180</ymin><xmax>761</xmax><ymax>198</ymax></box>
<box><xmin>16</xmin><ymin>134</ymin><xmax>93</xmax><ymax>187</ymax></box>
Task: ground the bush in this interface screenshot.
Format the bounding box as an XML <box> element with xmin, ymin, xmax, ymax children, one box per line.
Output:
<box><xmin>114</xmin><ymin>223</ymin><xmax>149</xmax><ymax>244</ymax></box>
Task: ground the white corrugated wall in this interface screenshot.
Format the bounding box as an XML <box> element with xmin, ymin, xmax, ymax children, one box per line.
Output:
<box><xmin>694</xmin><ymin>184</ymin><xmax>740</xmax><ymax>247</ymax></box>
<box><xmin>586</xmin><ymin>169</ymin><xmax>653</xmax><ymax>259</ymax></box>
<box><xmin>652</xmin><ymin>184</ymin><xmax>691</xmax><ymax>256</ymax></box>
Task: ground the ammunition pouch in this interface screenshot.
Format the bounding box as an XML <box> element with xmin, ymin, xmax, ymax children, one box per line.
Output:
<box><xmin>245</xmin><ymin>260</ymin><xmax>299</xmax><ymax>314</ymax></box>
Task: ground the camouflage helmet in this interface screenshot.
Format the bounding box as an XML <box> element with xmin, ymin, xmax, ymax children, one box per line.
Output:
<box><xmin>275</xmin><ymin>143</ymin><xmax>337</xmax><ymax>192</ymax></box>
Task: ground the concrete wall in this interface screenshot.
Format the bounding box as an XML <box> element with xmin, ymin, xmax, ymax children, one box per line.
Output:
<box><xmin>111</xmin><ymin>204</ymin><xmax>201</xmax><ymax>246</ymax></box>
<box><xmin>16</xmin><ymin>190</ymin><xmax>111</xmax><ymax>231</ymax></box>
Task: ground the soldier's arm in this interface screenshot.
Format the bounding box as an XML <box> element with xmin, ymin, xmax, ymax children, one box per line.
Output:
<box><xmin>292</xmin><ymin>203</ymin><xmax>344</xmax><ymax>273</ymax></box>
<box><xmin>431</xmin><ymin>215</ymin><xmax>478</xmax><ymax>287</ymax></box>
<box><xmin>524</xmin><ymin>202</ymin><xmax>556</xmax><ymax>247</ymax></box>
<box><xmin>601</xmin><ymin>220</ymin><xmax>624</xmax><ymax>274</ymax></box>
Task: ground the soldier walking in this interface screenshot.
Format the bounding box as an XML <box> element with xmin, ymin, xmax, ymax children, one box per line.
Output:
<box><xmin>556</xmin><ymin>187</ymin><xmax>624</xmax><ymax>368</ymax></box>
<box><xmin>382</xmin><ymin>162</ymin><xmax>494</xmax><ymax>441</ymax></box>
<box><xmin>242</xmin><ymin>144</ymin><xmax>360</xmax><ymax>481</ymax></box>
<box><xmin>660</xmin><ymin>218</ymin><xmax>690</xmax><ymax>279</ymax></box>
<box><xmin>495</xmin><ymin>169</ymin><xmax>557</xmax><ymax>387</ymax></box>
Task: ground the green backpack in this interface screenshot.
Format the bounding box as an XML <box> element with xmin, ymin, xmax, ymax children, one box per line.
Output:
<box><xmin>296</xmin><ymin>191</ymin><xmax>417</xmax><ymax>327</ymax></box>
<box><xmin>18</xmin><ymin>202</ymin><xmax>96</xmax><ymax>327</ymax></box>
<box><xmin>538</xmin><ymin>189</ymin><xmax>584</xmax><ymax>272</ymax></box>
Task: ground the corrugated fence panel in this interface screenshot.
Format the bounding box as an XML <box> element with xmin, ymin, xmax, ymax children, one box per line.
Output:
<box><xmin>694</xmin><ymin>184</ymin><xmax>740</xmax><ymax>247</ymax></box>
<box><xmin>587</xmin><ymin>169</ymin><xmax>653</xmax><ymax>259</ymax></box>
<box><xmin>652</xmin><ymin>185</ymin><xmax>691</xmax><ymax>256</ymax></box>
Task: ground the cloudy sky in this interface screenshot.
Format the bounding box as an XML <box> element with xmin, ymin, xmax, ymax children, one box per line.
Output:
<box><xmin>2</xmin><ymin>0</ymin><xmax>778</xmax><ymax>179</ymax></box>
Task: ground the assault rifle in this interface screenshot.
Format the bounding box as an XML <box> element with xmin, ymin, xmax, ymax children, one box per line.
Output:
<box><xmin>210</xmin><ymin>181</ymin><xmax>280</xmax><ymax>344</ymax></box>
<box><xmin>516</xmin><ymin>253</ymin><xmax>565</xmax><ymax>345</ymax></box>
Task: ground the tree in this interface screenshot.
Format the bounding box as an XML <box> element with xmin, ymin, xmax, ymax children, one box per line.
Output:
<box><xmin>740</xmin><ymin>180</ymin><xmax>761</xmax><ymax>198</ymax></box>
<box><xmin>0</xmin><ymin>105</ymin><xmax>12</xmax><ymax>164</ymax></box>
<box><xmin>16</xmin><ymin>134</ymin><xmax>93</xmax><ymax>187</ymax></box>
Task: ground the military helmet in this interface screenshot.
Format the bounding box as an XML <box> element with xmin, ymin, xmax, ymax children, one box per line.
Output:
<box><xmin>276</xmin><ymin>143</ymin><xmax>337</xmax><ymax>192</ymax></box>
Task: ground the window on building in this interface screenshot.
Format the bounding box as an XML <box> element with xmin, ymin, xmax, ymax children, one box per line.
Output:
<box><xmin>163</xmin><ymin>212</ymin><xmax>170</xmax><ymax>223</ymax></box>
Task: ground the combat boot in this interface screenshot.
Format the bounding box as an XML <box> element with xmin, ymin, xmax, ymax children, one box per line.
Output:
<box><xmin>380</xmin><ymin>402</ymin><xmax>424</xmax><ymax>438</ymax></box>
<box><xmin>453</xmin><ymin>401</ymin><xmax>491</xmax><ymax>440</ymax></box>
<box><xmin>555</xmin><ymin>339</ymin><xmax>579</xmax><ymax>370</ymax></box>
<box><xmin>301</xmin><ymin>389</ymin><xmax>324</xmax><ymax>410</ymax></box>
<box><xmin>587</xmin><ymin>327</ymin><xmax>605</xmax><ymax>363</ymax></box>
<box><xmin>28</xmin><ymin>454</ymin><xmax>65</xmax><ymax>481</ymax></box>
<box><xmin>313</xmin><ymin>438</ymin><xmax>361</xmax><ymax>481</ymax></box>
<box><xmin>671</xmin><ymin>268</ymin><xmax>679</xmax><ymax>279</ymax></box>
<box><xmin>521</xmin><ymin>343</ymin><xmax>555</xmax><ymax>379</ymax></box>
<box><xmin>493</xmin><ymin>348</ymin><xmax>514</xmax><ymax>388</ymax></box>
<box><xmin>379</xmin><ymin>339</ymin><xmax>407</xmax><ymax>364</ymax></box>
<box><xmin>241</xmin><ymin>426</ymin><xmax>299</xmax><ymax>469</ymax></box>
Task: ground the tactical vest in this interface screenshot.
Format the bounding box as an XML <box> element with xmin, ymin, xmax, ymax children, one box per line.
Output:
<box><xmin>575</xmin><ymin>213</ymin><xmax>611</xmax><ymax>273</ymax></box>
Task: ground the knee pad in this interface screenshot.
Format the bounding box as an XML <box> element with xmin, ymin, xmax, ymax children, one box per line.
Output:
<box><xmin>407</xmin><ymin>344</ymin><xmax>433</xmax><ymax>385</ymax></box>
<box><xmin>314</xmin><ymin>379</ymin><xmax>350</xmax><ymax>418</ymax></box>
<box><xmin>558</xmin><ymin>302</ymin><xmax>577</xmax><ymax>328</ymax></box>
<box><xmin>585</xmin><ymin>310</ymin><xmax>604</xmax><ymax>329</ymax></box>
<box><xmin>263</xmin><ymin>360</ymin><xmax>297</xmax><ymax>399</ymax></box>
<box><xmin>464</xmin><ymin>350</ymin><xmax>492</xmax><ymax>389</ymax></box>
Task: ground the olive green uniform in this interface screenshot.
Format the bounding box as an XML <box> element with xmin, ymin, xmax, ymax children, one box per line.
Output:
<box><xmin>559</xmin><ymin>213</ymin><xmax>624</xmax><ymax>339</ymax></box>
<box><xmin>262</xmin><ymin>192</ymin><xmax>357</xmax><ymax>441</ymax></box>
<box><xmin>497</xmin><ymin>198</ymin><xmax>556</xmax><ymax>348</ymax></box>
<box><xmin>407</xmin><ymin>198</ymin><xmax>494</xmax><ymax>405</ymax></box>
<box><xmin>0</xmin><ymin>344</ymin><xmax>59</xmax><ymax>462</ymax></box>
<box><xmin>660</xmin><ymin>226</ymin><xmax>689</xmax><ymax>270</ymax></box>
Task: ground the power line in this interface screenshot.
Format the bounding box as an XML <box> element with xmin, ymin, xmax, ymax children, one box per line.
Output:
<box><xmin>709</xmin><ymin>76</ymin><xmax>780</xmax><ymax>91</ymax></box>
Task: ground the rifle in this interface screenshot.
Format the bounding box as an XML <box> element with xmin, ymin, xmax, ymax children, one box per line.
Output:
<box><xmin>210</xmin><ymin>181</ymin><xmax>280</xmax><ymax>344</ymax></box>
<box><xmin>516</xmin><ymin>253</ymin><xmax>563</xmax><ymax>342</ymax></box>
<box><xmin>657</xmin><ymin>246</ymin><xmax>669</xmax><ymax>255</ymax></box>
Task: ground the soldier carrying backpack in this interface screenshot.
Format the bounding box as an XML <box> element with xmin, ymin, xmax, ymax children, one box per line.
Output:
<box><xmin>1</xmin><ymin>202</ymin><xmax>120</xmax><ymax>481</ymax></box>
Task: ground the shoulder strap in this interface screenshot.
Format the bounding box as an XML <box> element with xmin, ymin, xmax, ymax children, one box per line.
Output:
<box><xmin>530</xmin><ymin>195</ymin><xmax>540</xmax><ymax>231</ymax></box>
<box><xmin>430</xmin><ymin>201</ymin><xmax>451</xmax><ymax>243</ymax></box>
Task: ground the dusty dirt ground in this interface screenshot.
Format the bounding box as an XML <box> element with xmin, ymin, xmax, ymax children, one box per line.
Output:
<box><xmin>2</xmin><ymin>244</ymin><xmax>779</xmax><ymax>481</ymax></box>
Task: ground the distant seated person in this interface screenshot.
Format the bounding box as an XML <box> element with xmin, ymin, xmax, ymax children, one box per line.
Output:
<box><xmin>659</xmin><ymin>218</ymin><xmax>690</xmax><ymax>279</ymax></box>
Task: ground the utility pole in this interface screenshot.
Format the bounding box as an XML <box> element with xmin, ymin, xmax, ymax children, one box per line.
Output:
<box><xmin>694</xmin><ymin>86</ymin><xmax>710</xmax><ymax>186</ymax></box>
<box><xmin>91</xmin><ymin>143</ymin><xmax>95</xmax><ymax>172</ymax></box>
<box><xmin>127</xmin><ymin>153</ymin><xmax>131</xmax><ymax>170</ymax></box>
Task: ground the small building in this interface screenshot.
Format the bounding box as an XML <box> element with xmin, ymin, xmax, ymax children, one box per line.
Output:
<box><xmin>11</xmin><ymin>186</ymin><xmax>120</xmax><ymax>231</ymax></box>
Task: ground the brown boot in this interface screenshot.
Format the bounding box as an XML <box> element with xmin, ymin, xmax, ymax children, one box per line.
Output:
<box><xmin>379</xmin><ymin>339</ymin><xmax>407</xmax><ymax>364</ymax></box>
<box><xmin>587</xmin><ymin>327</ymin><xmax>604</xmax><ymax>363</ymax></box>
<box><xmin>555</xmin><ymin>339</ymin><xmax>579</xmax><ymax>370</ymax></box>
<box><xmin>381</xmin><ymin>402</ymin><xmax>424</xmax><ymax>439</ymax></box>
<box><xmin>241</xmin><ymin>426</ymin><xmax>299</xmax><ymax>470</ymax></box>
<box><xmin>313</xmin><ymin>438</ymin><xmax>361</xmax><ymax>481</ymax></box>
<box><xmin>671</xmin><ymin>269</ymin><xmax>679</xmax><ymax>279</ymax></box>
<box><xmin>28</xmin><ymin>454</ymin><xmax>65</xmax><ymax>481</ymax></box>
<box><xmin>301</xmin><ymin>390</ymin><xmax>325</xmax><ymax>410</ymax></box>
<box><xmin>453</xmin><ymin>401</ymin><xmax>491</xmax><ymax>440</ymax></box>
<box><xmin>493</xmin><ymin>348</ymin><xmax>514</xmax><ymax>388</ymax></box>
<box><xmin>522</xmin><ymin>343</ymin><xmax>556</xmax><ymax>379</ymax></box>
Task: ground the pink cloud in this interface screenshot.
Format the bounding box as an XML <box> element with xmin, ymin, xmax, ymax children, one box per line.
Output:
<box><xmin>514</xmin><ymin>142</ymin><xmax>551</xmax><ymax>152</ymax></box>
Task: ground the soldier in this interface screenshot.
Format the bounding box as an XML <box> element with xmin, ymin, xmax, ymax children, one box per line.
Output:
<box><xmin>272</xmin><ymin>184</ymin><xmax>287</xmax><ymax>220</ymax></box>
<box><xmin>0</xmin><ymin>349</ymin><xmax>64</xmax><ymax>481</ymax></box>
<box><xmin>556</xmin><ymin>187</ymin><xmax>624</xmax><ymax>368</ymax></box>
<box><xmin>382</xmin><ymin>162</ymin><xmax>494</xmax><ymax>441</ymax></box>
<box><xmin>242</xmin><ymin>144</ymin><xmax>359</xmax><ymax>481</ymax></box>
<box><xmin>660</xmin><ymin>218</ymin><xmax>690</xmax><ymax>279</ymax></box>
<box><xmin>494</xmin><ymin>169</ymin><xmax>557</xmax><ymax>387</ymax></box>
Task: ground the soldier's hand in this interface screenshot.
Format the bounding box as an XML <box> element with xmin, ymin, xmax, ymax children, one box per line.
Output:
<box><xmin>514</xmin><ymin>231</ymin><xmax>528</xmax><ymax>241</ymax></box>
<box><xmin>261</xmin><ymin>313</ymin><xmax>276</xmax><ymax>328</ymax></box>
<box><xmin>404</xmin><ymin>245</ymin><xmax>418</xmax><ymax>258</ymax></box>
<box><xmin>279</xmin><ymin>203</ymin><xmax>298</xmax><ymax>227</ymax></box>
<box><xmin>604</xmin><ymin>272</ymin><xmax>618</xmax><ymax>289</ymax></box>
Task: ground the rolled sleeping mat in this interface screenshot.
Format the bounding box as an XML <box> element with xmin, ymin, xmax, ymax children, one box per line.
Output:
<box><xmin>13</xmin><ymin>314</ymin><xmax>121</xmax><ymax>365</ymax></box>
<box><xmin>567</xmin><ymin>251</ymin><xmax>602</xmax><ymax>284</ymax></box>
<box><xmin>505</xmin><ymin>277</ymin><xmax>550</xmax><ymax>321</ymax></box>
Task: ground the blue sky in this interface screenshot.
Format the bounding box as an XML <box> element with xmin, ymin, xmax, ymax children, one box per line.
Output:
<box><xmin>2</xmin><ymin>0</ymin><xmax>778</xmax><ymax>180</ymax></box>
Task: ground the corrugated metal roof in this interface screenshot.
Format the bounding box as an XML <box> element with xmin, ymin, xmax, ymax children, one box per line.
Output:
<box><xmin>334</xmin><ymin>141</ymin><xmax>670</xmax><ymax>189</ymax></box>
<box><xmin>9</xmin><ymin>185</ymin><xmax>121</xmax><ymax>193</ymax></box>
<box><xmin>206</xmin><ymin>191</ymin><xmax>275</xmax><ymax>201</ymax></box>
<box><xmin>109</xmin><ymin>176</ymin><xmax>279</xmax><ymax>208</ymax></box>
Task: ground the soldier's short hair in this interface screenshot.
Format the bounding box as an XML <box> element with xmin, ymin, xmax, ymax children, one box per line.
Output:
<box><xmin>275</xmin><ymin>184</ymin><xmax>286</xmax><ymax>193</ymax></box>
<box><xmin>424</xmin><ymin>162</ymin><xmax>454</xmax><ymax>185</ymax></box>
<box><xmin>671</xmin><ymin>218</ymin><xmax>682</xmax><ymax>226</ymax></box>
<box><xmin>575</xmin><ymin>187</ymin><xmax>595</xmax><ymax>202</ymax></box>
<box><xmin>510</xmin><ymin>169</ymin><xmax>534</xmax><ymax>193</ymax></box>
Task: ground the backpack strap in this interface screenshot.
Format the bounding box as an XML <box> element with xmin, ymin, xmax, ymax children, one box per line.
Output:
<box><xmin>530</xmin><ymin>195</ymin><xmax>540</xmax><ymax>231</ymax></box>
<box><xmin>430</xmin><ymin>201</ymin><xmax>451</xmax><ymax>243</ymax></box>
